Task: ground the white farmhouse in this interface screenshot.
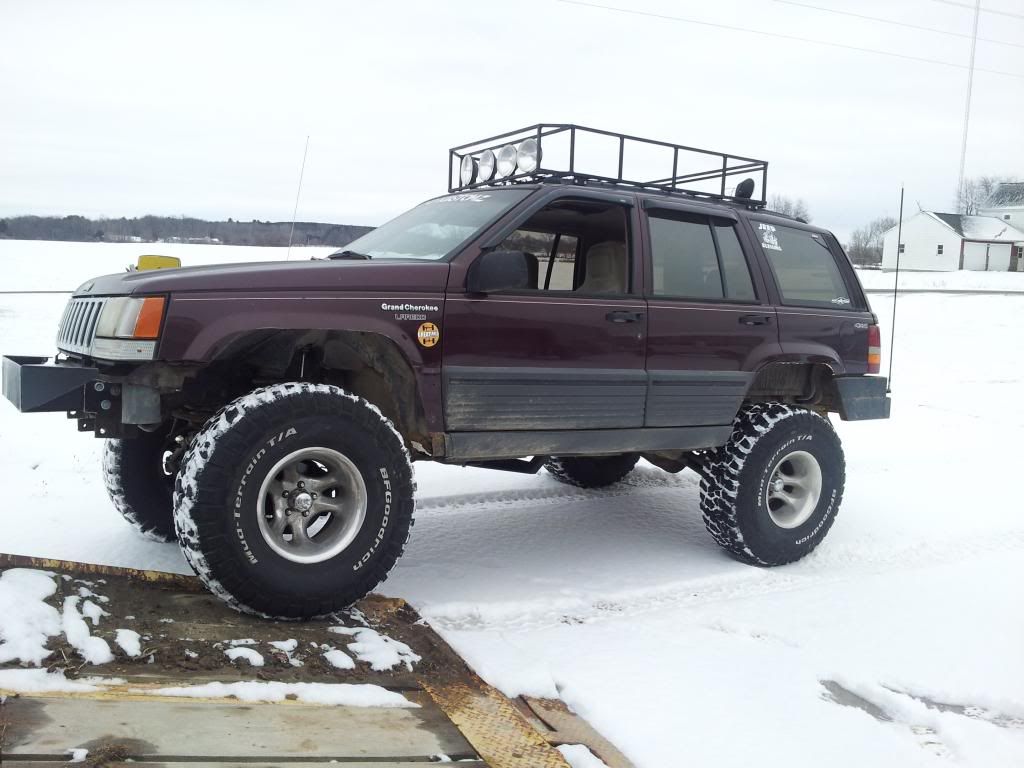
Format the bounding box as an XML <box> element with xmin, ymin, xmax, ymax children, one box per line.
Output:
<box><xmin>978</xmin><ymin>181</ymin><xmax>1024</xmax><ymax>228</ymax></box>
<box><xmin>881</xmin><ymin>211</ymin><xmax>1024</xmax><ymax>272</ymax></box>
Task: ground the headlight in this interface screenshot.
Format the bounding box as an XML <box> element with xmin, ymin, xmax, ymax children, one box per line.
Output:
<box><xmin>459</xmin><ymin>154</ymin><xmax>477</xmax><ymax>186</ymax></box>
<box><xmin>477</xmin><ymin>149</ymin><xmax>496</xmax><ymax>182</ymax></box>
<box><xmin>516</xmin><ymin>138</ymin><xmax>541</xmax><ymax>174</ymax></box>
<box><xmin>96</xmin><ymin>296</ymin><xmax>165</xmax><ymax>340</ymax></box>
<box><xmin>495</xmin><ymin>144</ymin><xmax>517</xmax><ymax>178</ymax></box>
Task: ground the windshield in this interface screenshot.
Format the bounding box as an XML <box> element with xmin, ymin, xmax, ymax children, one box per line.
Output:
<box><xmin>335</xmin><ymin>189</ymin><xmax>532</xmax><ymax>261</ymax></box>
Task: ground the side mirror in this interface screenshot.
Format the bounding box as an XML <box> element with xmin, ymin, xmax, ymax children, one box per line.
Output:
<box><xmin>466</xmin><ymin>250</ymin><xmax>531</xmax><ymax>294</ymax></box>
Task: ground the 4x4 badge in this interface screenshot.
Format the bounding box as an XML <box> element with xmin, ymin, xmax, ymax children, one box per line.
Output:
<box><xmin>417</xmin><ymin>322</ymin><xmax>440</xmax><ymax>348</ymax></box>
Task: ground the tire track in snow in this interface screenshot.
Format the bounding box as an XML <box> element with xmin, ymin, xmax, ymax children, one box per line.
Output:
<box><xmin>415</xmin><ymin>467</ymin><xmax>697</xmax><ymax>514</ymax></box>
<box><xmin>419</xmin><ymin>527</ymin><xmax>1024</xmax><ymax>633</ymax></box>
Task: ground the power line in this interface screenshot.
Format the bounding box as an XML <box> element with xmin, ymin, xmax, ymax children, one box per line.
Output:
<box><xmin>554</xmin><ymin>0</ymin><xmax>1024</xmax><ymax>79</ymax></box>
<box><xmin>928</xmin><ymin>0</ymin><xmax>1024</xmax><ymax>20</ymax></box>
<box><xmin>956</xmin><ymin>1</ymin><xmax>982</xmax><ymax>211</ymax></box>
<box><xmin>773</xmin><ymin>0</ymin><xmax>1024</xmax><ymax>50</ymax></box>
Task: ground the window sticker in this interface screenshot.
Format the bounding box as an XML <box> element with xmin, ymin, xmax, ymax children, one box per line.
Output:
<box><xmin>757</xmin><ymin>222</ymin><xmax>782</xmax><ymax>251</ymax></box>
<box><xmin>426</xmin><ymin>193</ymin><xmax>492</xmax><ymax>204</ymax></box>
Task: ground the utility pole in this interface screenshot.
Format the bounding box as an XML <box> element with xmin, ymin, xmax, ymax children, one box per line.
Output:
<box><xmin>287</xmin><ymin>135</ymin><xmax>311</xmax><ymax>260</ymax></box>
<box><xmin>955</xmin><ymin>0</ymin><xmax>981</xmax><ymax>212</ymax></box>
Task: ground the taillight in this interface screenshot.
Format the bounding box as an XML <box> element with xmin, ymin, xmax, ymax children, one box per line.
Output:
<box><xmin>867</xmin><ymin>324</ymin><xmax>881</xmax><ymax>374</ymax></box>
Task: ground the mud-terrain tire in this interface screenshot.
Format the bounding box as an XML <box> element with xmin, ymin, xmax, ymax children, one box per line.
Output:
<box><xmin>103</xmin><ymin>425</ymin><xmax>177</xmax><ymax>542</ymax></box>
<box><xmin>700</xmin><ymin>402</ymin><xmax>844</xmax><ymax>566</ymax></box>
<box><xmin>173</xmin><ymin>383</ymin><xmax>415</xmax><ymax>619</ymax></box>
<box><xmin>544</xmin><ymin>454</ymin><xmax>639</xmax><ymax>488</ymax></box>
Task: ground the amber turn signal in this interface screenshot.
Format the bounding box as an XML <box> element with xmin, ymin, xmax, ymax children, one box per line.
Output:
<box><xmin>132</xmin><ymin>296</ymin><xmax>166</xmax><ymax>339</ymax></box>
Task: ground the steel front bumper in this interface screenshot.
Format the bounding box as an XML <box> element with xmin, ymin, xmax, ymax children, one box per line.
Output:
<box><xmin>2</xmin><ymin>355</ymin><xmax>98</xmax><ymax>413</ymax></box>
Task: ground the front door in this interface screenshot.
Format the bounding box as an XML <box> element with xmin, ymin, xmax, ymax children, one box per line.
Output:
<box><xmin>442</xmin><ymin>195</ymin><xmax>647</xmax><ymax>432</ymax></box>
<box><xmin>641</xmin><ymin>202</ymin><xmax>781</xmax><ymax>427</ymax></box>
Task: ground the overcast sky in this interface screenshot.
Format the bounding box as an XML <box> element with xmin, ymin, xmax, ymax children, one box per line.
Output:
<box><xmin>1</xmin><ymin>0</ymin><xmax>1022</xmax><ymax>239</ymax></box>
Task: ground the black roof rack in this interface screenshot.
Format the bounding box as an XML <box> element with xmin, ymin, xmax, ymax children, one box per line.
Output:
<box><xmin>449</xmin><ymin>124</ymin><xmax>768</xmax><ymax>207</ymax></box>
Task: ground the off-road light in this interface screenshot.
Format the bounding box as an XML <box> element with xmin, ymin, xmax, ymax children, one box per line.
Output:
<box><xmin>459</xmin><ymin>155</ymin><xmax>476</xmax><ymax>187</ymax></box>
<box><xmin>515</xmin><ymin>138</ymin><xmax>540</xmax><ymax>174</ymax></box>
<box><xmin>477</xmin><ymin>149</ymin><xmax>496</xmax><ymax>182</ymax></box>
<box><xmin>495</xmin><ymin>144</ymin><xmax>517</xmax><ymax>178</ymax></box>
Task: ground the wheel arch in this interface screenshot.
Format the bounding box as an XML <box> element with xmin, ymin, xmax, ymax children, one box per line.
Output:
<box><xmin>746</xmin><ymin>360</ymin><xmax>839</xmax><ymax>410</ymax></box>
<box><xmin>204</xmin><ymin>329</ymin><xmax>431</xmax><ymax>447</ymax></box>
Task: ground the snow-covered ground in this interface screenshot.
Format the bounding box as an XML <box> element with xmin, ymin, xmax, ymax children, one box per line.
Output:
<box><xmin>855</xmin><ymin>267</ymin><xmax>1024</xmax><ymax>292</ymax></box>
<box><xmin>1</xmin><ymin>242</ymin><xmax>1023</xmax><ymax>766</ymax></box>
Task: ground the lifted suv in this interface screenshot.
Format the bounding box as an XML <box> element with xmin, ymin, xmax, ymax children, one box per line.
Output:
<box><xmin>2</xmin><ymin>125</ymin><xmax>889</xmax><ymax>618</ymax></box>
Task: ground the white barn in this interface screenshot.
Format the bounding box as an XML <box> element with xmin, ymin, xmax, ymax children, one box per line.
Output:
<box><xmin>979</xmin><ymin>181</ymin><xmax>1024</xmax><ymax>229</ymax></box>
<box><xmin>881</xmin><ymin>211</ymin><xmax>1024</xmax><ymax>272</ymax></box>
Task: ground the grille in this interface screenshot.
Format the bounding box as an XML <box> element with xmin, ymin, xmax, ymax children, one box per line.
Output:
<box><xmin>56</xmin><ymin>297</ymin><xmax>107</xmax><ymax>356</ymax></box>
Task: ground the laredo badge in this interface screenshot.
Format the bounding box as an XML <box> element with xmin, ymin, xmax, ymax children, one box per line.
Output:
<box><xmin>417</xmin><ymin>322</ymin><xmax>440</xmax><ymax>348</ymax></box>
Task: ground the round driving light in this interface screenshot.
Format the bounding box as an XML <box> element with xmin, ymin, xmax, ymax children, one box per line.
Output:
<box><xmin>516</xmin><ymin>138</ymin><xmax>541</xmax><ymax>174</ymax></box>
<box><xmin>459</xmin><ymin>155</ymin><xmax>476</xmax><ymax>186</ymax></box>
<box><xmin>495</xmin><ymin>144</ymin><xmax>517</xmax><ymax>178</ymax></box>
<box><xmin>477</xmin><ymin>149</ymin><xmax>496</xmax><ymax>182</ymax></box>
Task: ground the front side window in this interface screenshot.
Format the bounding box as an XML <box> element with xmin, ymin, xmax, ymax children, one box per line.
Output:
<box><xmin>756</xmin><ymin>222</ymin><xmax>852</xmax><ymax>308</ymax></box>
<box><xmin>497</xmin><ymin>199</ymin><xmax>630</xmax><ymax>294</ymax></box>
<box><xmin>648</xmin><ymin>213</ymin><xmax>756</xmax><ymax>301</ymax></box>
<box><xmin>335</xmin><ymin>189</ymin><xmax>531</xmax><ymax>261</ymax></box>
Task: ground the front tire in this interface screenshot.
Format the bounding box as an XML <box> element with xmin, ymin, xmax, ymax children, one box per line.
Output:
<box><xmin>102</xmin><ymin>424</ymin><xmax>178</xmax><ymax>542</ymax></box>
<box><xmin>173</xmin><ymin>383</ymin><xmax>415</xmax><ymax>619</ymax></box>
<box><xmin>700</xmin><ymin>403</ymin><xmax>844</xmax><ymax>566</ymax></box>
<box><xmin>544</xmin><ymin>454</ymin><xmax>639</xmax><ymax>488</ymax></box>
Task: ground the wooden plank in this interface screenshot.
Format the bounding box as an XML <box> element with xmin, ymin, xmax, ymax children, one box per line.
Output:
<box><xmin>2</xmin><ymin>694</ymin><xmax>475</xmax><ymax>760</ymax></box>
<box><xmin>522</xmin><ymin>696</ymin><xmax>636</xmax><ymax>768</ymax></box>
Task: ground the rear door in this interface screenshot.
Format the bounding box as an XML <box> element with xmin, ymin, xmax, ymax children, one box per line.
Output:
<box><xmin>641</xmin><ymin>200</ymin><xmax>781</xmax><ymax>427</ymax></box>
<box><xmin>744</xmin><ymin>215</ymin><xmax>872</xmax><ymax>374</ymax></box>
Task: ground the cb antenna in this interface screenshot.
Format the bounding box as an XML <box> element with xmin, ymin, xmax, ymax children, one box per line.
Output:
<box><xmin>286</xmin><ymin>135</ymin><xmax>310</xmax><ymax>260</ymax></box>
<box><xmin>887</xmin><ymin>184</ymin><xmax>904</xmax><ymax>394</ymax></box>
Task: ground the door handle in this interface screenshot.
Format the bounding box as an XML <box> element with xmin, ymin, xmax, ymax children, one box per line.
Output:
<box><xmin>739</xmin><ymin>314</ymin><xmax>772</xmax><ymax>326</ymax></box>
<box><xmin>605</xmin><ymin>310</ymin><xmax>643</xmax><ymax>324</ymax></box>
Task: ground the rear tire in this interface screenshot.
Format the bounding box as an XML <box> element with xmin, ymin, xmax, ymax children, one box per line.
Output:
<box><xmin>102</xmin><ymin>425</ymin><xmax>177</xmax><ymax>542</ymax></box>
<box><xmin>700</xmin><ymin>402</ymin><xmax>844</xmax><ymax>566</ymax></box>
<box><xmin>544</xmin><ymin>454</ymin><xmax>639</xmax><ymax>489</ymax></box>
<box><xmin>173</xmin><ymin>383</ymin><xmax>415</xmax><ymax>619</ymax></box>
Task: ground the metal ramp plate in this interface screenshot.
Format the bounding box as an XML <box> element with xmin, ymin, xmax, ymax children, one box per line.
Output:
<box><xmin>0</xmin><ymin>555</ymin><xmax>631</xmax><ymax>768</ymax></box>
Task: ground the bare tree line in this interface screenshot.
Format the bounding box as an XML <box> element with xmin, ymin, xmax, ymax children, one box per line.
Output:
<box><xmin>0</xmin><ymin>215</ymin><xmax>372</xmax><ymax>248</ymax></box>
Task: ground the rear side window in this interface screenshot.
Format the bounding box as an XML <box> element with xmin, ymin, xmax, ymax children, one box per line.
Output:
<box><xmin>756</xmin><ymin>222</ymin><xmax>851</xmax><ymax>308</ymax></box>
<box><xmin>648</xmin><ymin>212</ymin><xmax>756</xmax><ymax>302</ymax></box>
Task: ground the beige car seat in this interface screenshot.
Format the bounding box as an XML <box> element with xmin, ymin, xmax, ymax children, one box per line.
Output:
<box><xmin>580</xmin><ymin>241</ymin><xmax>627</xmax><ymax>294</ymax></box>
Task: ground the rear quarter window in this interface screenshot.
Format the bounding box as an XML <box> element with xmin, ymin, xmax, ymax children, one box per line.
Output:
<box><xmin>755</xmin><ymin>222</ymin><xmax>852</xmax><ymax>308</ymax></box>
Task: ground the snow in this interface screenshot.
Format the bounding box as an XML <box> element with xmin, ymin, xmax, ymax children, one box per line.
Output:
<box><xmin>328</xmin><ymin>625</ymin><xmax>421</xmax><ymax>671</ymax></box>
<box><xmin>0</xmin><ymin>239</ymin><xmax>333</xmax><ymax>293</ymax></box>
<box><xmin>0</xmin><ymin>668</ymin><xmax>122</xmax><ymax>694</ymax></box>
<box><xmin>268</xmin><ymin>639</ymin><xmax>298</xmax><ymax>653</ymax></box>
<box><xmin>80</xmin><ymin>599</ymin><xmax>107</xmax><ymax>626</ymax></box>
<box><xmin>2</xmin><ymin>244</ymin><xmax>1024</xmax><ymax>764</ymax></box>
<box><xmin>855</xmin><ymin>267</ymin><xmax>1024</xmax><ymax>292</ymax></box>
<box><xmin>66</xmin><ymin>748</ymin><xmax>89</xmax><ymax>762</ymax></box>
<box><xmin>224</xmin><ymin>647</ymin><xmax>265</xmax><ymax>667</ymax></box>
<box><xmin>323</xmin><ymin>648</ymin><xmax>356</xmax><ymax>670</ymax></box>
<box><xmin>61</xmin><ymin>596</ymin><xmax>114</xmax><ymax>665</ymax></box>
<box><xmin>142</xmin><ymin>680</ymin><xmax>418</xmax><ymax>708</ymax></box>
<box><xmin>0</xmin><ymin>568</ymin><xmax>61</xmax><ymax>665</ymax></box>
<box><xmin>558</xmin><ymin>744</ymin><xmax>609</xmax><ymax>768</ymax></box>
<box><xmin>114</xmin><ymin>628</ymin><xmax>142</xmax><ymax>657</ymax></box>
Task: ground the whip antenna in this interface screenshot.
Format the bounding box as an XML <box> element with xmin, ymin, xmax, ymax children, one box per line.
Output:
<box><xmin>286</xmin><ymin>135</ymin><xmax>310</xmax><ymax>260</ymax></box>
<box><xmin>887</xmin><ymin>184</ymin><xmax>904</xmax><ymax>393</ymax></box>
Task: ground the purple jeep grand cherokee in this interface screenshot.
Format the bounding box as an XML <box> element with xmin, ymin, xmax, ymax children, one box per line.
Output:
<box><xmin>2</xmin><ymin>125</ymin><xmax>889</xmax><ymax>618</ymax></box>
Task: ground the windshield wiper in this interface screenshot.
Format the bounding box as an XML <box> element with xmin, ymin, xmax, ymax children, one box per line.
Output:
<box><xmin>327</xmin><ymin>250</ymin><xmax>372</xmax><ymax>260</ymax></box>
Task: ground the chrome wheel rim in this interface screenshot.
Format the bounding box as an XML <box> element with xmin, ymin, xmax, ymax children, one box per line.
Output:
<box><xmin>765</xmin><ymin>450</ymin><xmax>822</xmax><ymax>529</ymax></box>
<box><xmin>256</xmin><ymin>447</ymin><xmax>367</xmax><ymax>564</ymax></box>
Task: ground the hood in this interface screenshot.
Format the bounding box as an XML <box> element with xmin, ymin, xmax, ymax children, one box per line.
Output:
<box><xmin>74</xmin><ymin>258</ymin><xmax>450</xmax><ymax>296</ymax></box>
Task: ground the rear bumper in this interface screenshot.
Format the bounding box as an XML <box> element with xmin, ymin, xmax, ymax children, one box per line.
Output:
<box><xmin>833</xmin><ymin>375</ymin><xmax>891</xmax><ymax>421</ymax></box>
<box><xmin>2</xmin><ymin>355</ymin><xmax>98</xmax><ymax>413</ymax></box>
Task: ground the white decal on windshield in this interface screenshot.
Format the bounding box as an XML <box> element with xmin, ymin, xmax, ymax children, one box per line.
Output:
<box><xmin>427</xmin><ymin>193</ymin><xmax>492</xmax><ymax>204</ymax></box>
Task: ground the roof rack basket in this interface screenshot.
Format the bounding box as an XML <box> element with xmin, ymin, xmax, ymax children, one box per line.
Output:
<box><xmin>449</xmin><ymin>124</ymin><xmax>768</xmax><ymax>206</ymax></box>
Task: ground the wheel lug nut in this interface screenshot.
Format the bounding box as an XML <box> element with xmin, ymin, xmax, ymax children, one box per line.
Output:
<box><xmin>297</xmin><ymin>481</ymin><xmax>305</xmax><ymax>488</ymax></box>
